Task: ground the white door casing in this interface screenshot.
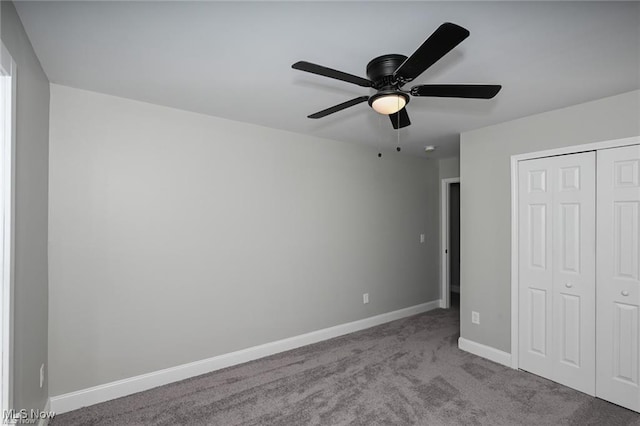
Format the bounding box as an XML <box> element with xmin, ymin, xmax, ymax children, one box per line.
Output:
<box><xmin>440</xmin><ymin>177</ymin><xmax>460</xmax><ymax>309</ymax></box>
<box><xmin>518</xmin><ymin>152</ymin><xmax>596</xmax><ymax>395</ymax></box>
<box><xmin>0</xmin><ymin>41</ymin><xmax>14</xmax><ymax>415</ymax></box>
<box><xmin>596</xmin><ymin>144</ymin><xmax>640</xmax><ymax>412</ymax></box>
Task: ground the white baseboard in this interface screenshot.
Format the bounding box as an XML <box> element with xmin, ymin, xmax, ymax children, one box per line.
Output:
<box><xmin>458</xmin><ymin>337</ymin><xmax>512</xmax><ymax>367</ymax></box>
<box><xmin>51</xmin><ymin>299</ymin><xmax>442</xmax><ymax>414</ymax></box>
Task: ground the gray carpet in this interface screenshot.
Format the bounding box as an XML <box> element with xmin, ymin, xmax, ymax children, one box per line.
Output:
<box><xmin>51</xmin><ymin>308</ymin><xmax>640</xmax><ymax>425</ymax></box>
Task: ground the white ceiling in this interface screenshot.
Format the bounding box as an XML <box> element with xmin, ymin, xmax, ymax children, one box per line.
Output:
<box><xmin>15</xmin><ymin>1</ymin><xmax>640</xmax><ymax>158</ymax></box>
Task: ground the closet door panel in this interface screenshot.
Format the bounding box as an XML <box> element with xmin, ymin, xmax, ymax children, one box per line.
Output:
<box><xmin>551</xmin><ymin>152</ymin><xmax>596</xmax><ymax>395</ymax></box>
<box><xmin>519</xmin><ymin>152</ymin><xmax>595</xmax><ymax>394</ymax></box>
<box><xmin>519</xmin><ymin>160</ymin><xmax>553</xmax><ymax>377</ymax></box>
<box><xmin>596</xmin><ymin>145</ymin><xmax>640</xmax><ymax>412</ymax></box>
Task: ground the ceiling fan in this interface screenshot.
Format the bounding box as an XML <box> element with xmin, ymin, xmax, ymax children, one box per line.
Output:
<box><xmin>292</xmin><ymin>22</ymin><xmax>501</xmax><ymax>129</ymax></box>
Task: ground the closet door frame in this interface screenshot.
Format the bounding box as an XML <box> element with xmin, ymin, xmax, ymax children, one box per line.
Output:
<box><xmin>510</xmin><ymin>135</ymin><xmax>640</xmax><ymax>370</ymax></box>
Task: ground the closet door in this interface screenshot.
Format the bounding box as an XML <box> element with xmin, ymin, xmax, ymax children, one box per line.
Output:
<box><xmin>519</xmin><ymin>152</ymin><xmax>596</xmax><ymax>395</ymax></box>
<box><xmin>596</xmin><ymin>144</ymin><xmax>640</xmax><ymax>412</ymax></box>
<box><xmin>519</xmin><ymin>157</ymin><xmax>554</xmax><ymax>377</ymax></box>
<box><xmin>552</xmin><ymin>153</ymin><xmax>596</xmax><ymax>394</ymax></box>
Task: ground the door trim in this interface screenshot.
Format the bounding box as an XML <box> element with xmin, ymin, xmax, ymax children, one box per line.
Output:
<box><xmin>0</xmin><ymin>40</ymin><xmax>16</xmax><ymax>413</ymax></box>
<box><xmin>510</xmin><ymin>135</ymin><xmax>640</xmax><ymax>369</ymax></box>
<box><xmin>441</xmin><ymin>177</ymin><xmax>460</xmax><ymax>309</ymax></box>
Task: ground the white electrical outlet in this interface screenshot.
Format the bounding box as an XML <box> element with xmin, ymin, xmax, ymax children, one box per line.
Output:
<box><xmin>363</xmin><ymin>293</ymin><xmax>369</xmax><ymax>304</ymax></box>
<box><xmin>39</xmin><ymin>364</ymin><xmax>44</xmax><ymax>388</ymax></box>
<box><xmin>420</xmin><ymin>234</ymin><xmax>425</xmax><ymax>243</ymax></box>
<box><xmin>472</xmin><ymin>311</ymin><xmax>480</xmax><ymax>325</ymax></box>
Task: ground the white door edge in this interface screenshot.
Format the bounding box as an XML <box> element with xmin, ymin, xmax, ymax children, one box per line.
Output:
<box><xmin>0</xmin><ymin>40</ymin><xmax>16</xmax><ymax>414</ymax></box>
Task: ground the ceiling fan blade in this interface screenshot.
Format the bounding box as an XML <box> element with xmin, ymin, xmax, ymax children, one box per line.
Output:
<box><xmin>393</xmin><ymin>23</ymin><xmax>470</xmax><ymax>84</ymax></box>
<box><xmin>308</xmin><ymin>96</ymin><xmax>370</xmax><ymax>119</ymax></box>
<box><xmin>411</xmin><ymin>84</ymin><xmax>502</xmax><ymax>99</ymax></box>
<box><xmin>389</xmin><ymin>107</ymin><xmax>411</xmax><ymax>129</ymax></box>
<box><xmin>293</xmin><ymin>61</ymin><xmax>372</xmax><ymax>88</ymax></box>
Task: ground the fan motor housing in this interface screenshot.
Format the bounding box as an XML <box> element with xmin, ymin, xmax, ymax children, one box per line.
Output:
<box><xmin>366</xmin><ymin>54</ymin><xmax>407</xmax><ymax>89</ymax></box>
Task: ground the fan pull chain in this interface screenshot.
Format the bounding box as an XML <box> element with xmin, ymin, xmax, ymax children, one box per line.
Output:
<box><xmin>396</xmin><ymin>97</ymin><xmax>401</xmax><ymax>152</ymax></box>
<box><xmin>377</xmin><ymin>111</ymin><xmax>383</xmax><ymax>158</ymax></box>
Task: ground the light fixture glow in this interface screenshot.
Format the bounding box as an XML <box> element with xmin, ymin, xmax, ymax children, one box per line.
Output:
<box><xmin>371</xmin><ymin>94</ymin><xmax>406</xmax><ymax>115</ymax></box>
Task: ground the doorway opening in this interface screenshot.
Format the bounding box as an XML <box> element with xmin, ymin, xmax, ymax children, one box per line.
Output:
<box><xmin>441</xmin><ymin>177</ymin><xmax>460</xmax><ymax>310</ymax></box>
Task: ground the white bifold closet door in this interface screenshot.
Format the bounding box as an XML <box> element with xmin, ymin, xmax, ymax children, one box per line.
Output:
<box><xmin>596</xmin><ymin>145</ymin><xmax>640</xmax><ymax>412</ymax></box>
<box><xmin>518</xmin><ymin>151</ymin><xmax>596</xmax><ymax>395</ymax></box>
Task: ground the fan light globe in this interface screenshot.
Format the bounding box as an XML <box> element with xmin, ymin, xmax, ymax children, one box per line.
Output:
<box><xmin>371</xmin><ymin>94</ymin><xmax>406</xmax><ymax>115</ymax></box>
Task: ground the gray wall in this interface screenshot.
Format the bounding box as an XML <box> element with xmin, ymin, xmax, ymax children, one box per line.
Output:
<box><xmin>438</xmin><ymin>157</ymin><xmax>460</xmax><ymax>181</ymax></box>
<box><xmin>0</xmin><ymin>1</ymin><xmax>49</xmax><ymax>412</ymax></box>
<box><xmin>48</xmin><ymin>84</ymin><xmax>440</xmax><ymax>396</ymax></box>
<box><xmin>460</xmin><ymin>90</ymin><xmax>640</xmax><ymax>352</ymax></box>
